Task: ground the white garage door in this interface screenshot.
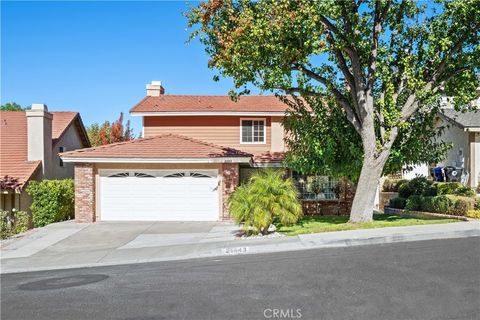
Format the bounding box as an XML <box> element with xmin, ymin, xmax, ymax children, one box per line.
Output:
<box><xmin>99</xmin><ymin>170</ymin><xmax>220</xmax><ymax>221</ymax></box>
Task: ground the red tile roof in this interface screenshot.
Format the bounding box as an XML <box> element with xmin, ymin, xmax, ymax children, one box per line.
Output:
<box><xmin>60</xmin><ymin>134</ymin><xmax>252</xmax><ymax>160</ymax></box>
<box><xmin>0</xmin><ymin>111</ymin><xmax>87</xmax><ymax>188</ymax></box>
<box><xmin>130</xmin><ymin>95</ymin><xmax>290</xmax><ymax>113</ymax></box>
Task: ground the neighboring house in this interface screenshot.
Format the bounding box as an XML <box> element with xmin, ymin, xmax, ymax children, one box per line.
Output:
<box><xmin>437</xmin><ymin>108</ymin><xmax>480</xmax><ymax>188</ymax></box>
<box><xmin>0</xmin><ymin>104</ymin><xmax>90</xmax><ymax>212</ymax></box>
<box><xmin>61</xmin><ymin>81</ymin><xmax>295</xmax><ymax>222</ymax></box>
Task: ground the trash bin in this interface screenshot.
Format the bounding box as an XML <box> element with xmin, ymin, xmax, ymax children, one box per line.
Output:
<box><xmin>433</xmin><ymin>166</ymin><xmax>444</xmax><ymax>182</ymax></box>
<box><xmin>444</xmin><ymin>166</ymin><xmax>463</xmax><ymax>182</ymax></box>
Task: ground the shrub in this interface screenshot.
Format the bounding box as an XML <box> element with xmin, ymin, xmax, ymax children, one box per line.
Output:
<box><xmin>446</xmin><ymin>195</ymin><xmax>476</xmax><ymax>216</ymax></box>
<box><xmin>475</xmin><ymin>198</ymin><xmax>480</xmax><ymax>210</ymax></box>
<box><xmin>389</xmin><ymin>197</ymin><xmax>407</xmax><ymax>209</ymax></box>
<box><xmin>421</xmin><ymin>196</ymin><xmax>453</xmax><ymax>214</ymax></box>
<box><xmin>398</xmin><ymin>183</ymin><xmax>413</xmax><ymax>198</ymax></box>
<box><xmin>408</xmin><ymin>177</ymin><xmax>431</xmax><ymax>196</ymax></box>
<box><xmin>422</xmin><ymin>184</ymin><xmax>438</xmax><ymax>197</ymax></box>
<box><xmin>1</xmin><ymin>210</ymin><xmax>29</xmax><ymax>239</ymax></box>
<box><xmin>453</xmin><ymin>186</ymin><xmax>475</xmax><ymax>197</ymax></box>
<box><xmin>26</xmin><ymin>179</ymin><xmax>74</xmax><ymax>227</ymax></box>
<box><xmin>476</xmin><ymin>183</ymin><xmax>480</xmax><ymax>194</ymax></box>
<box><xmin>466</xmin><ymin>210</ymin><xmax>480</xmax><ymax>219</ymax></box>
<box><xmin>228</xmin><ymin>170</ymin><xmax>303</xmax><ymax>234</ymax></box>
<box><xmin>405</xmin><ymin>195</ymin><xmax>423</xmax><ymax>211</ymax></box>
<box><xmin>436</xmin><ymin>182</ymin><xmax>462</xmax><ymax>195</ymax></box>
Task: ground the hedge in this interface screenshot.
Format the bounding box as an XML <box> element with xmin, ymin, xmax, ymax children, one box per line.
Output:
<box><xmin>421</xmin><ymin>196</ymin><xmax>452</xmax><ymax>214</ymax></box>
<box><xmin>405</xmin><ymin>195</ymin><xmax>423</xmax><ymax>211</ymax></box>
<box><xmin>389</xmin><ymin>197</ymin><xmax>407</xmax><ymax>209</ymax></box>
<box><xmin>26</xmin><ymin>179</ymin><xmax>75</xmax><ymax>227</ymax></box>
<box><xmin>446</xmin><ymin>195</ymin><xmax>476</xmax><ymax>216</ymax></box>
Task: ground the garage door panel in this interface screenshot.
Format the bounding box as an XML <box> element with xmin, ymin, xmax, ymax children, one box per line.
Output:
<box><xmin>99</xmin><ymin>170</ymin><xmax>219</xmax><ymax>221</ymax></box>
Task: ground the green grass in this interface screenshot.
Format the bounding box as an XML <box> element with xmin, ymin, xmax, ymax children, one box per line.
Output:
<box><xmin>277</xmin><ymin>213</ymin><xmax>459</xmax><ymax>236</ymax></box>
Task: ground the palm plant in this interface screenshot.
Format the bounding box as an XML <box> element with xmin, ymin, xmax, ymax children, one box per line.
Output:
<box><xmin>228</xmin><ymin>170</ymin><xmax>303</xmax><ymax>235</ymax></box>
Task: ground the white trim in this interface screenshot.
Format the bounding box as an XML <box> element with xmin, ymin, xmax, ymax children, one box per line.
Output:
<box><xmin>130</xmin><ymin>111</ymin><xmax>286</xmax><ymax>117</ymax></box>
<box><xmin>240</xmin><ymin>118</ymin><xmax>267</xmax><ymax>144</ymax></box>
<box><xmin>61</xmin><ymin>157</ymin><xmax>252</xmax><ymax>164</ymax></box>
<box><xmin>465</xmin><ymin>128</ymin><xmax>480</xmax><ymax>132</ymax></box>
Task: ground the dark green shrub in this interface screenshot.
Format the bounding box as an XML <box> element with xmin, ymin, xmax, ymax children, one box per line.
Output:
<box><xmin>436</xmin><ymin>182</ymin><xmax>462</xmax><ymax>195</ymax></box>
<box><xmin>446</xmin><ymin>195</ymin><xmax>476</xmax><ymax>216</ymax></box>
<box><xmin>398</xmin><ymin>183</ymin><xmax>413</xmax><ymax>198</ymax></box>
<box><xmin>453</xmin><ymin>186</ymin><xmax>475</xmax><ymax>197</ymax></box>
<box><xmin>408</xmin><ymin>177</ymin><xmax>431</xmax><ymax>196</ymax></box>
<box><xmin>422</xmin><ymin>184</ymin><xmax>438</xmax><ymax>196</ymax></box>
<box><xmin>405</xmin><ymin>195</ymin><xmax>423</xmax><ymax>211</ymax></box>
<box><xmin>389</xmin><ymin>197</ymin><xmax>407</xmax><ymax>209</ymax></box>
<box><xmin>26</xmin><ymin>179</ymin><xmax>74</xmax><ymax>227</ymax></box>
<box><xmin>475</xmin><ymin>198</ymin><xmax>480</xmax><ymax>210</ymax></box>
<box><xmin>421</xmin><ymin>196</ymin><xmax>453</xmax><ymax>214</ymax></box>
<box><xmin>1</xmin><ymin>210</ymin><xmax>29</xmax><ymax>239</ymax></box>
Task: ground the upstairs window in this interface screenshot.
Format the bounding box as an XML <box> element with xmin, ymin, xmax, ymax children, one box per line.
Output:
<box><xmin>241</xmin><ymin>119</ymin><xmax>265</xmax><ymax>144</ymax></box>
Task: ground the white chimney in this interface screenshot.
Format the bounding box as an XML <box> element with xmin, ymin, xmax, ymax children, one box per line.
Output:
<box><xmin>146</xmin><ymin>80</ymin><xmax>165</xmax><ymax>96</ymax></box>
<box><xmin>26</xmin><ymin>104</ymin><xmax>52</xmax><ymax>177</ymax></box>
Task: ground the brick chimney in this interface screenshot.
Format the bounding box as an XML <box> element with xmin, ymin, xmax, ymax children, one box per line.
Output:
<box><xmin>146</xmin><ymin>81</ymin><xmax>165</xmax><ymax>96</ymax></box>
<box><xmin>26</xmin><ymin>103</ymin><xmax>52</xmax><ymax>177</ymax></box>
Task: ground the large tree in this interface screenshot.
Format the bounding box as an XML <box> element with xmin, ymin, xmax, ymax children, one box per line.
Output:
<box><xmin>188</xmin><ymin>0</ymin><xmax>480</xmax><ymax>222</ymax></box>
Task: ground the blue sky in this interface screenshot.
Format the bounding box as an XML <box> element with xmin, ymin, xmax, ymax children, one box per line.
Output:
<box><xmin>1</xmin><ymin>1</ymin><xmax>238</xmax><ymax>134</ymax></box>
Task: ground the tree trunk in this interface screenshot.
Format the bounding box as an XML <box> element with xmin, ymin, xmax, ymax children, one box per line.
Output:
<box><xmin>349</xmin><ymin>159</ymin><xmax>384</xmax><ymax>223</ymax></box>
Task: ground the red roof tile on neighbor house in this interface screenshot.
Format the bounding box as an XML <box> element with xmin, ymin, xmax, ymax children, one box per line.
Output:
<box><xmin>0</xmin><ymin>111</ymin><xmax>81</xmax><ymax>187</ymax></box>
<box><xmin>60</xmin><ymin>134</ymin><xmax>252</xmax><ymax>160</ymax></box>
<box><xmin>130</xmin><ymin>95</ymin><xmax>290</xmax><ymax>113</ymax></box>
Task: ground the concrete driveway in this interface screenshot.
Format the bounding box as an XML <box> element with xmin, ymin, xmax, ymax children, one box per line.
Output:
<box><xmin>0</xmin><ymin>220</ymin><xmax>239</xmax><ymax>273</ymax></box>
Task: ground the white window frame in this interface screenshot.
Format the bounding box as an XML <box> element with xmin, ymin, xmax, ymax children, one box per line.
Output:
<box><xmin>240</xmin><ymin>118</ymin><xmax>267</xmax><ymax>144</ymax></box>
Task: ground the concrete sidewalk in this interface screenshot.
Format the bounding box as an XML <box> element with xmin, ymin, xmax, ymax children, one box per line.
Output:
<box><xmin>1</xmin><ymin>220</ymin><xmax>479</xmax><ymax>274</ymax></box>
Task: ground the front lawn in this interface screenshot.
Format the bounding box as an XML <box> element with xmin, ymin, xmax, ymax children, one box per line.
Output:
<box><xmin>277</xmin><ymin>213</ymin><xmax>459</xmax><ymax>236</ymax></box>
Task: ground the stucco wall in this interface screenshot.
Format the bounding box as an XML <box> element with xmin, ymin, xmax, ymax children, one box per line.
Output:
<box><xmin>50</xmin><ymin>124</ymin><xmax>85</xmax><ymax>179</ymax></box>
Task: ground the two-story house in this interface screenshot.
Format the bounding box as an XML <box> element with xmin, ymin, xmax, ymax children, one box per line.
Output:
<box><xmin>1</xmin><ymin>104</ymin><xmax>90</xmax><ymax>212</ymax></box>
<box><xmin>61</xmin><ymin>82</ymin><xmax>290</xmax><ymax>222</ymax></box>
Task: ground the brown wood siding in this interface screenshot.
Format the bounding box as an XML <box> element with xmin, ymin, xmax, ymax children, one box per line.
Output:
<box><xmin>144</xmin><ymin>116</ymin><xmax>276</xmax><ymax>152</ymax></box>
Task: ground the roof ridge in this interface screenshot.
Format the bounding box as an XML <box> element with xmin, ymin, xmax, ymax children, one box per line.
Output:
<box><xmin>60</xmin><ymin>135</ymin><xmax>163</xmax><ymax>156</ymax></box>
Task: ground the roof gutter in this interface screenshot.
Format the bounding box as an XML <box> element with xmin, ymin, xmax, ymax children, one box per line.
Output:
<box><xmin>60</xmin><ymin>156</ymin><xmax>253</xmax><ymax>164</ymax></box>
<box><xmin>130</xmin><ymin>111</ymin><xmax>287</xmax><ymax>117</ymax></box>
<box><xmin>464</xmin><ymin>128</ymin><xmax>480</xmax><ymax>132</ymax></box>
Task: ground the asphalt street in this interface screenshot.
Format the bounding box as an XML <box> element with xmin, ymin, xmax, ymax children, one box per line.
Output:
<box><xmin>1</xmin><ymin>237</ymin><xmax>479</xmax><ymax>320</ymax></box>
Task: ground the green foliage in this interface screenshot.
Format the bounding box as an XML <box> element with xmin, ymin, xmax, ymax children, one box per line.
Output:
<box><xmin>188</xmin><ymin>0</ymin><xmax>479</xmax><ymax>220</ymax></box>
<box><xmin>1</xmin><ymin>102</ymin><xmax>27</xmax><ymax>111</ymax></box>
<box><xmin>436</xmin><ymin>182</ymin><xmax>463</xmax><ymax>195</ymax></box>
<box><xmin>228</xmin><ymin>170</ymin><xmax>303</xmax><ymax>234</ymax></box>
<box><xmin>1</xmin><ymin>211</ymin><xmax>29</xmax><ymax>239</ymax></box>
<box><xmin>407</xmin><ymin>177</ymin><xmax>432</xmax><ymax>196</ymax></box>
<box><xmin>454</xmin><ymin>186</ymin><xmax>476</xmax><ymax>197</ymax></box>
<box><xmin>398</xmin><ymin>183</ymin><xmax>413</xmax><ymax>199</ymax></box>
<box><xmin>421</xmin><ymin>196</ymin><xmax>453</xmax><ymax>214</ymax></box>
<box><xmin>405</xmin><ymin>195</ymin><xmax>423</xmax><ymax>211</ymax></box>
<box><xmin>389</xmin><ymin>197</ymin><xmax>406</xmax><ymax>209</ymax></box>
<box><xmin>26</xmin><ymin>179</ymin><xmax>75</xmax><ymax>227</ymax></box>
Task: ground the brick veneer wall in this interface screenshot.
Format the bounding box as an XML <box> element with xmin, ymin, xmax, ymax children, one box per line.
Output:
<box><xmin>221</xmin><ymin>163</ymin><xmax>239</xmax><ymax>220</ymax></box>
<box><xmin>74</xmin><ymin>163</ymin><xmax>96</xmax><ymax>223</ymax></box>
